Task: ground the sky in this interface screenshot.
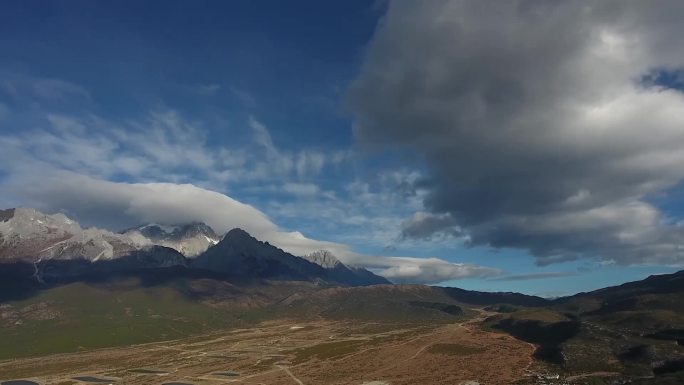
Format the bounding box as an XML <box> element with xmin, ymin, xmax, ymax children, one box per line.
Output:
<box><xmin>1</xmin><ymin>0</ymin><xmax>684</xmax><ymax>296</ymax></box>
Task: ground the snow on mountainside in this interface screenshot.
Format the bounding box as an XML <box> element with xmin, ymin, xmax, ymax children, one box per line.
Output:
<box><xmin>0</xmin><ymin>208</ymin><xmax>152</xmax><ymax>262</ymax></box>
<box><xmin>122</xmin><ymin>222</ymin><xmax>220</xmax><ymax>257</ymax></box>
<box><xmin>304</xmin><ymin>250</ymin><xmax>391</xmax><ymax>286</ymax></box>
<box><xmin>0</xmin><ymin>208</ymin><xmax>81</xmax><ymax>242</ymax></box>
<box><xmin>40</xmin><ymin>228</ymin><xmax>151</xmax><ymax>262</ymax></box>
<box><xmin>0</xmin><ymin>207</ymin><xmax>390</xmax><ymax>286</ymax></box>
<box><xmin>303</xmin><ymin>250</ymin><xmax>342</xmax><ymax>269</ymax></box>
<box><xmin>0</xmin><ymin>207</ymin><xmax>221</xmax><ymax>262</ymax></box>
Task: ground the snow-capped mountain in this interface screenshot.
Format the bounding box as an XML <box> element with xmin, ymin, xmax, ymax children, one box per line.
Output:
<box><xmin>0</xmin><ymin>208</ymin><xmax>151</xmax><ymax>262</ymax></box>
<box><xmin>0</xmin><ymin>207</ymin><xmax>81</xmax><ymax>247</ymax></box>
<box><xmin>304</xmin><ymin>250</ymin><xmax>391</xmax><ymax>286</ymax></box>
<box><xmin>122</xmin><ymin>222</ymin><xmax>220</xmax><ymax>257</ymax></box>
<box><xmin>0</xmin><ymin>207</ymin><xmax>389</xmax><ymax>287</ymax></box>
<box><xmin>0</xmin><ymin>208</ymin><xmax>221</xmax><ymax>263</ymax></box>
<box><xmin>302</xmin><ymin>250</ymin><xmax>342</xmax><ymax>269</ymax></box>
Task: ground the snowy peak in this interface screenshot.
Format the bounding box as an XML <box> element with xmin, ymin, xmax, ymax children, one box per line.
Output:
<box><xmin>303</xmin><ymin>249</ymin><xmax>391</xmax><ymax>286</ymax></box>
<box><xmin>0</xmin><ymin>208</ymin><xmax>219</xmax><ymax>261</ymax></box>
<box><xmin>0</xmin><ymin>207</ymin><xmax>149</xmax><ymax>262</ymax></box>
<box><xmin>0</xmin><ymin>207</ymin><xmax>82</xmax><ymax>238</ymax></box>
<box><xmin>303</xmin><ymin>250</ymin><xmax>342</xmax><ymax>269</ymax></box>
<box><xmin>0</xmin><ymin>207</ymin><xmax>83</xmax><ymax>259</ymax></box>
<box><xmin>123</xmin><ymin>222</ymin><xmax>220</xmax><ymax>257</ymax></box>
<box><xmin>39</xmin><ymin>228</ymin><xmax>152</xmax><ymax>262</ymax></box>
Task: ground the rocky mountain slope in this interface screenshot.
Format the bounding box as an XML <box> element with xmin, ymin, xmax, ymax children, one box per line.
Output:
<box><xmin>122</xmin><ymin>222</ymin><xmax>219</xmax><ymax>257</ymax></box>
<box><xmin>0</xmin><ymin>207</ymin><xmax>389</xmax><ymax>287</ymax></box>
<box><xmin>304</xmin><ymin>250</ymin><xmax>390</xmax><ymax>286</ymax></box>
<box><xmin>0</xmin><ymin>208</ymin><xmax>220</xmax><ymax>263</ymax></box>
<box><xmin>482</xmin><ymin>271</ymin><xmax>684</xmax><ymax>383</ymax></box>
<box><xmin>0</xmin><ymin>208</ymin><xmax>153</xmax><ymax>263</ymax></box>
<box><xmin>193</xmin><ymin>228</ymin><xmax>328</xmax><ymax>280</ymax></box>
<box><xmin>303</xmin><ymin>249</ymin><xmax>342</xmax><ymax>268</ymax></box>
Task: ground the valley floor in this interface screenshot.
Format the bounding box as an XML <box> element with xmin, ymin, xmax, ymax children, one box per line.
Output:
<box><xmin>0</xmin><ymin>315</ymin><xmax>532</xmax><ymax>385</ymax></box>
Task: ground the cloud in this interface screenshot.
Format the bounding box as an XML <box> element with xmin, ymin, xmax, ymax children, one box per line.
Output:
<box><xmin>0</xmin><ymin>107</ymin><xmax>348</xmax><ymax>191</ymax></box>
<box><xmin>248</xmin><ymin>115</ymin><xmax>333</xmax><ymax>179</ymax></box>
<box><xmin>401</xmin><ymin>212</ymin><xmax>461</xmax><ymax>240</ymax></box>
<box><xmin>348</xmin><ymin>0</ymin><xmax>684</xmax><ymax>266</ymax></box>
<box><xmin>283</xmin><ymin>182</ymin><xmax>321</xmax><ymax>196</ymax></box>
<box><xmin>9</xmin><ymin>173</ymin><xmax>278</xmax><ymax>237</ymax></box>
<box><xmin>342</xmin><ymin>253</ymin><xmax>501</xmax><ymax>284</ymax></box>
<box><xmin>267</xmin><ymin>169</ymin><xmax>433</xmax><ymax>250</ymax></box>
<box><xmin>248</xmin><ymin>115</ymin><xmax>276</xmax><ymax>154</ymax></box>
<box><xmin>490</xmin><ymin>272</ymin><xmax>577</xmax><ymax>282</ymax></box>
<box><xmin>294</xmin><ymin>151</ymin><xmax>325</xmax><ymax>178</ymax></box>
<box><xmin>0</xmin><ymin>72</ymin><xmax>90</xmax><ymax>101</ymax></box>
<box><xmin>0</xmin><ymin>109</ymin><xmax>231</xmax><ymax>187</ymax></box>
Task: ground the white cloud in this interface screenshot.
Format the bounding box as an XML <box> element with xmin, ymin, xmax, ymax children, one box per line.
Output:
<box><xmin>266</xmin><ymin>169</ymin><xmax>431</xmax><ymax>250</ymax></box>
<box><xmin>295</xmin><ymin>151</ymin><xmax>325</xmax><ymax>178</ymax></box>
<box><xmin>248</xmin><ymin>115</ymin><xmax>277</xmax><ymax>155</ymax></box>
<box><xmin>0</xmin><ymin>108</ymin><xmax>349</xmax><ymax>191</ymax></box>
<box><xmin>342</xmin><ymin>254</ymin><xmax>501</xmax><ymax>284</ymax></box>
<box><xmin>283</xmin><ymin>182</ymin><xmax>321</xmax><ymax>196</ymax></box>
<box><xmin>348</xmin><ymin>0</ymin><xmax>684</xmax><ymax>266</ymax></box>
<box><xmin>0</xmin><ymin>110</ymin><xmax>229</xmax><ymax>187</ymax></box>
<box><xmin>247</xmin><ymin>115</ymin><xmax>335</xmax><ymax>179</ymax></box>
<box><xmin>0</xmin><ymin>72</ymin><xmax>90</xmax><ymax>101</ymax></box>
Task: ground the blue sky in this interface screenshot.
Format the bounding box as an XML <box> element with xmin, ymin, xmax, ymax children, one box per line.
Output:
<box><xmin>1</xmin><ymin>1</ymin><xmax>683</xmax><ymax>296</ymax></box>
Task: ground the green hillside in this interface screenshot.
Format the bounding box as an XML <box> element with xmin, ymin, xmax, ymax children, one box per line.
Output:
<box><xmin>0</xmin><ymin>279</ymin><xmax>253</xmax><ymax>359</ymax></box>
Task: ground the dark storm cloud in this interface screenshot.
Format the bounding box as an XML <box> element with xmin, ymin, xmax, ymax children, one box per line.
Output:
<box><xmin>400</xmin><ymin>212</ymin><xmax>460</xmax><ymax>240</ymax></box>
<box><xmin>349</xmin><ymin>0</ymin><xmax>684</xmax><ymax>265</ymax></box>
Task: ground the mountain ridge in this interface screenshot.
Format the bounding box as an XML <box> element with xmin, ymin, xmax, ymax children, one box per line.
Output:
<box><xmin>303</xmin><ymin>249</ymin><xmax>390</xmax><ymax>286</ymax></box>
<box><xmin>0</xmin><ymin>207</ymin><xmax>389</xmax><ymax>287</ymax></box>
<box><xmin>193</xmin><ymin>229</ymin><xmax>389</xmax><ymax>285</ymax></box>
<box><xmin>122</xmin><ymin>222</ymin><xmax>220</xmax><ymax>257</ymax></box>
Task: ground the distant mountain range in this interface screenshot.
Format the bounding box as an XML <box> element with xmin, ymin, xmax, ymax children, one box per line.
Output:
<box><xmin>0</xmin><ymin>207</ymin><xmax>389</xmax><ymax>287</ymax></box>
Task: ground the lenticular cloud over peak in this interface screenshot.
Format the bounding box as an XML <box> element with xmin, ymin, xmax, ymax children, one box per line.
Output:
<box><xmin>348</xmin><ymin>0</ymin><xmax>684</xmax><ymax>266</ymax></box>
